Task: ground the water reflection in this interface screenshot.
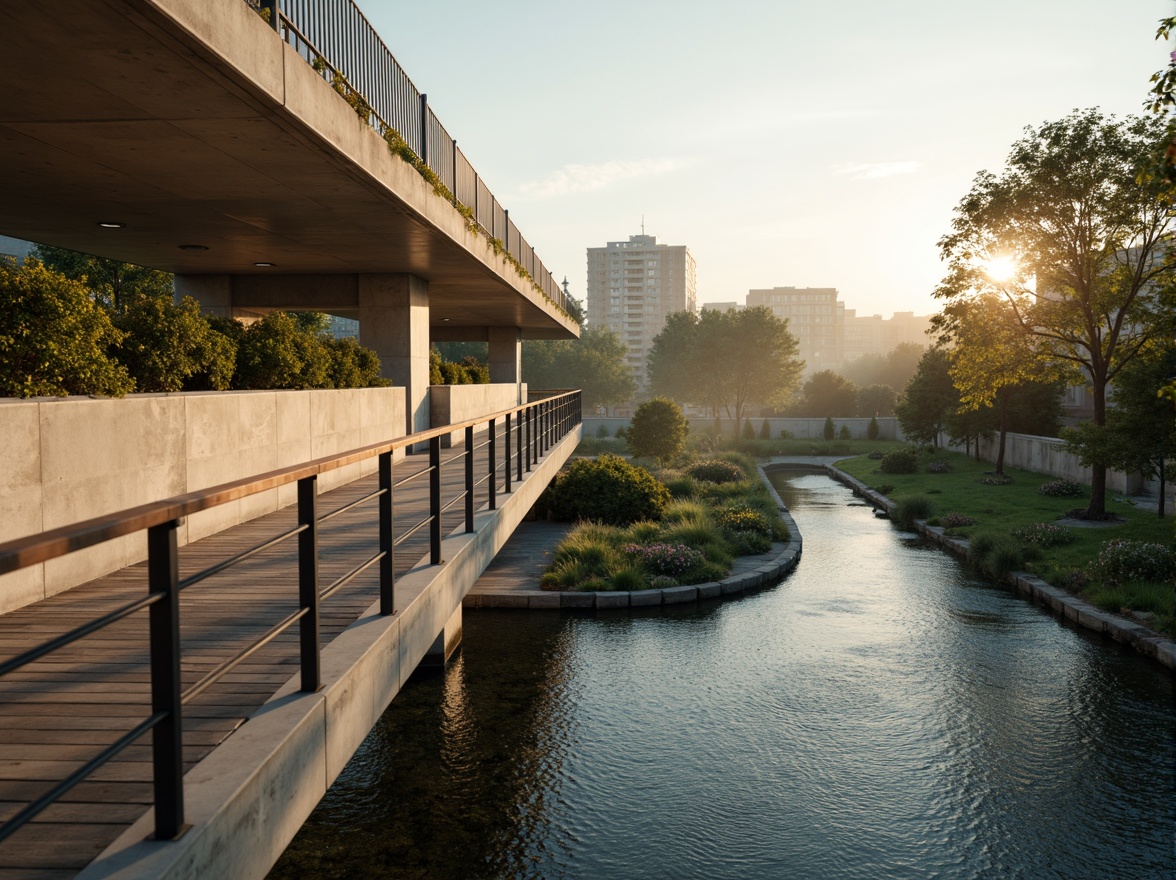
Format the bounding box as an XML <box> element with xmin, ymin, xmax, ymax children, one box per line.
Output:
<box><xmin>270</xmin><ymin>472</ymin><xmax>1175</xmax><ymax>880</ymax></box>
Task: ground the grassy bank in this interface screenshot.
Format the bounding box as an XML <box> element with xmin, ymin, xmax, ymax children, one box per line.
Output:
<box><xmin>837</xmin><ymin>449</ymin><xmax>1175</xmax><ymax>635</ymax></box>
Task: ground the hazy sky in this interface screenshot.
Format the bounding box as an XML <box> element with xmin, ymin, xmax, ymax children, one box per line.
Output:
<box><xmin>363</xmin><ymin>1</ymin><xmax>1170</xmax><ymax>319</ymax></box>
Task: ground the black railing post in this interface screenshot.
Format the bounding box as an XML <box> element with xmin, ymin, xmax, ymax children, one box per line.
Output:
<box><xmin>147</xmin><ymin>519</ymin><xmax>184</xmax><ymax>840</ymax></box>
<box><xmin>298</xmin><ymin>476</ymin><xmax>320</xmax><ymax>693</ymax></box>
<box><xmin>488</xmin><ymin>418</ymin><xmax>497</xmax><ymax>510</ymax></box>
<box><xmin>517</xmin><ymin>408</ymin><xmax>524</xmax><ymax>481</ymax></box>
<box><xmin>430</xmin><ymin>436</ymin><xmax>442</xmax><ymax>565</ymax></box>
<box><xmin>465</xmin><ymin>425</ymin><xmax>475</xmax><ymax>533</ymax></box>
<box><xmin>525</xmin><ymin>406</ymin><xmax>532</xmax><ymax>472</ymax></box>
<box><xmin>419</xmin><ymin>94</ymin><xmax>429</xmax><ymax>167</ymax></box>
<box><xmin>379</xmin><ymin>451</ymin><xmax>394</xmax><ymax>616</ymax></box>
<box><xmin>504</xmin><ymin>412</ymin><xmax>512</xmax><ymax>493</ymax></box>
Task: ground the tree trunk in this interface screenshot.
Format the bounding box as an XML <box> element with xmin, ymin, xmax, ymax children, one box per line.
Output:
<box><xmin>1086</xmin><ymin>382</ymin><xmax>1108</xmax><ymax>518</ymax></box>
<box><xmin>1159</xmin><ymin>453</ymin><xmax>1166</xmax><ymax>518</ymax></box>
<box><xmin>995</xmin><ymin>397</ymin><xmax>1008</xmax><ymax>475</ymax></box>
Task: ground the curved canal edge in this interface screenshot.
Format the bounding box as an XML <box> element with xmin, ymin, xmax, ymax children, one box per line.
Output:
<box><xmin>827</xmin><ymin>464</ymin><xmax>1176</xmax><ymax>672</ymax></box>
<box><xmin>463</xmin><ymin>464</ymin><xmax>803</xmax><ymax>610</ymax></box>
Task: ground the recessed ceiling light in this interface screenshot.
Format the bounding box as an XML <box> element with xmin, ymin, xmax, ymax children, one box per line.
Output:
<box><xmin>178</xmin><ymin>244</ymin><xmax>208</xmax><ymax>251</ymax></box>
<box><xmin>97</xmin><ymin>222</ymin><xmax>125</xmax><ymax>228</ymax></box>
<box><xmin>254</xmin><ymin>261</ymin><xmax>275</xmax><ymax>267</ymax></box>
<box><xmin>442</xmin><ymin>317</ymin><xmax>451</xmax><ymax>322</ymax></box>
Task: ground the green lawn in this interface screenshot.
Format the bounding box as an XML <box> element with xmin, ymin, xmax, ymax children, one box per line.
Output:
<box><xmin>836</xmin><ymin>449</ymin><xmax>1175</xmax><ymax>635</ymax></box>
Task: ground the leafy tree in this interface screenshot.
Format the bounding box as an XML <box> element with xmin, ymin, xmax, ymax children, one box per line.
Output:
<box><xmin>522</xmin><ymin>325</ymin><xmax>634</xmax><ymax>410</ymax></box>
<box><xmin>32</xmin><ymin>245</ymin><xmax>173</xmax><ymax>314</ymax></box>
<box><xmin>1063</xmin><ymin>342</ymin><xmax>1176</xmax><ymax>517</ymax></box>
<box><xmin>233</xmin><ymin>311</ymin><xmax>333</xmax><ymax>390</ymax></box>
<box><xmin>867</xmin><ymin>416</ymin><xmax>880</xmax><ymax>441</ymax></box>
<box><xmin>759</xmin><ymin>419</ymin><xmax>771</xmax><ymax>440</ymax></box>
<box><xmin>435</xmin><ymin>341</ymin><xmax>488</xmax><ymax>363</ymax></box>
<box><xmin>935</xmin><ymin>109</ymin><xmax>1176</xmax><ymax>517</ymax></box>
<box><xmin>895</xmin><ymin>348</ymin><xmax>958</xmax><ymax>446</ymax></box>
<box><xmin>856</xmin><ymin>383</ymin><xmax>896</xmax><ymax>417</ymax></box>
<box><xmin>822</xmin><ymin>417</ymin><xmax>835</xmax><ymax>440</ymax></box>
<box><xmin>626</xmin><ymin>397</ymin><xmax>688</xmax><ymax>463</ymax></box>
<box><xmin>0</xmin><ymin>257</ymin><xmax>132</xmax><ymax>397</ymax></box>
<box><xmin>936</xmin><ymin>294</ymin><xmax>1065</xmax><ymax>474</ymax></box>
<box><xmin>327</xmin><ymin>336</ymin><xmax>389</xmax><ymax>389</ymax></box>
<box><xmin>111</xmin><ymin>295</ymin><xmax>235</xmax><ymax>392</ymax></box>
<box><xmin>840</xmin><ymin>342</ymin><xmax>924</xmax><ymax>391</ymax></box>
<box><xmin>647</xmin><ymin>306</ymin><xmax>802</xmax><ymax>430</ymax></box>
<box><xmin>792</xmin><ymin>370</ymin><xmax>859</xmax><ymax>417</ymax></box>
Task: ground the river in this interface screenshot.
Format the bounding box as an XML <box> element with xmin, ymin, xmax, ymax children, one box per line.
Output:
<box><xmin>269</xmin><ymin>470</ymin><xmax>1176</xmax><ymax>880</ymax></box>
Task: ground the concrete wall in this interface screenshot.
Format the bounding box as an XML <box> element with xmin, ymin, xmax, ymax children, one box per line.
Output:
<box><xmin>0</xmin><ymin>388</ymin><xmax>405</xmax><ymax>614</ymax></box>
<box><xmin>430</xmin><ymin>384</ymin><xmax>526</xmax><ymax>446</ymax></box>
<box><xmin>943</xmin><ymin>432</ymin><xmax>1145</xmax><ymax>494</ymax></box>
<box><xmin>582</xmin><ymin>416</ymin><xmax>904</xmax><ymax>441</ymax></box>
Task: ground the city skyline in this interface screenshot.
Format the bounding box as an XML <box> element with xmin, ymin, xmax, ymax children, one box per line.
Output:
<box><xmin>365</xmin><ymin>0</ymin><xmax>1170</xmax><ymax>319</ymax></box>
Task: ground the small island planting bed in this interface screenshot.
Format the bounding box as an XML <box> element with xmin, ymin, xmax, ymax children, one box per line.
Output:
<box><xmin>464</xmin><ymin>453</ymin><xmax>803</xmax><ymax>609</ymax></box>
<box><xmin>832</xmin><ymin>447</ymin><xmax>1175</xmax><ymax>665</ymax></box>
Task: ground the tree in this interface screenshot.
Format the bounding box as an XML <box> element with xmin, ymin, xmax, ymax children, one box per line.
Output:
<box><xmin>111</xmin><ymin>295</ymin><xmax>235</xmax><ymax>392</ymax></box>
<box><xmin>32</xmin><ymin>244</ymin><xmax>174</xmax><ymax>314</ymax></box>
<box><xmin>233</xmin><ymin>311</ymin><xmax>333</xmax><ymax>389</ymax></box>
<box><xmin>626</xmin><ymin>397</ymin><xmax>687</xmax><ymax>464</ymax></box>
<box><xmin>522</xmin><ymin>325</ymin><xmax>635</xmax><ymax>410</ymax></box>
<box><xmin>822</xmin><ymin>417</ymin><xmax>835</xmax><ymax>441</ymax></box>
<box><xmin>894</xmin><ymin>348</ymin><xmax>958</xmax><ymax>446</ymax></box>
<box><xmin>840</xmin><ymin>342</ymin><xmax>924</xmax><ymax>391</ymax></box>
<box><xmin>0</xmin><ymin>257</ymin><xmax>133</xmax><ymax>397</ymax></box>
<box><xmin>792</xmin><ymin>370</ymin><xmax>859</xmax><ymax>417</ymax></box>
<box><xmin>647</xmin><ymin>306</ymin><xmax>802</xmax><ymax>430</ymax></box>
<box><xmin>856</xmin><ymin>383</ymin><xmax>896</xmax><ymax>417</ymax></box>
<box><xmin>935</xmin><ymin>109</ymin><xmax>1176</xmax><ymax>517</ymax></box>
<box><xmin>1063</xmin><ymin>342</ymin><xmax>1176</xmax><ymax>517</ymax></box>
<box><xmin>936</xmin><ymin>294</ymin><xmax>1064</xmax><ymax>474</ymax></box>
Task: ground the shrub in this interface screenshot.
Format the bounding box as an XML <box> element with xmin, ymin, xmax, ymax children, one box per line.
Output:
<box><xmin>1092</xmin><ymin>540</ymin><xmax>1176</xmax><ymax>586</ymax></box>
<box><xmin>627</xmin><ymin>398</ymin><xmax>688</xmax><ymax>463</ymax></box>
<box><xmin>742</xmin><ymin>418</ymin><xmax>755</xmax><ymax>440</ymax></box>
<box><xmin>778</xmin><ymin>428</ymin><xmax>794</xmax><ymax>440</ymax></box>
<box><xmin>596</xmin><ymin>423</ymin><xmax>609</xmax><ymax>439</ymax></box>
<box><xmin>714</xmin><ymin>506</ymin><xmax>772</xmax><ymax>536</ymax></box>
<box><xmin>759</xmin><ymin>419</ymin><xmax>771</xmax><ymax>440</ymax></box>
<box><xmin>823</xmin><ymin>417</ymin><xmax>835</xmax><ymax>441</ymax></box>
<box><xmin>649</xmin><ymin>575</ymin><xmax>679</xmax><ymax>589</ymax></box>
<box><xmin>978</xmin><ymin>474</ymin><xmax>1014</xmax><ymax>485</ymax></box>
<box><xmin>873</xmin><ymin>484</ymin><xmax>895</xmax><ymax>495</ymax></box>
<box><xmin>1037</xmin><ymin>479</ymin><xmax>1085</xmax><ymax>498</ymax></box>
<box><xmin>880</xmin><ymin>449</ymin><xmax>918</xmax><ymax>474</ymax></box>
<box><xmin>726</xmin><ymin>530</ymin><xmax>773</xmax><ymax>555</ymax></box>
<box><xmin>893</xmin><ymin>495</ymin><xmax>935</xmax><ymax>529</ymax></box>
<box><xmin>548</xmin><ymin>454</ymin><xmax>670</xmax><ymax>525</ymax></box>
<box><xmin>1011</xmin><ymin>522</ymin><xmax>1076</xmax><ymax>547</ymax></box>
<box><xmin>927</xmin><ymin>460</ymin><xmax>951</xmax><ymax>474</ymax></box>
<box><xmin>687</xmin><ymin>459</ymin><xmax>745</xmax><ymax>484</ymax></box>
<box><xmin>867</xmin><ymin>416</ymin><xmax>880</xmax><ymax>441</ymax></box>
<box><xmin>967</xmin><ymin>532</ymin><xmax>1024</xmax><ymax>578</ymax></box>
<box><xmin>867</xmin><ymin>451</ymin><xmax>884</xmax><ymax>460</ymax></box>
<box><xmin>611</xmin><ymin>566</ymin><xmax>649</xmax><ymax>591</ymax></box>
<box><xmin>112</xmin><ymin>295</ymin><xmax>236</xmax><ymax>392</ymax></box>
<box><xmin>624</xmin><ymin>542</ymin><xmax>704</xmax><ymax>577</ymax></box>
<box><xmin>940</xmin><ymin>513</ymin><xmax>976</xmax><ymax>528</ymax></box>
<box><xmin>662</xmin><ymin>475</ymin><xmax>699</xmax><ymax>498</ymax></box>
<box><xmin>661</xmin><ymin>499</ymin><xmax>709</xmax><ymax>525</ymax></box>
<box><xmin>838</xmin><ymin>424</ymin><xmax>851</xmax><ymax>440</ymax></box>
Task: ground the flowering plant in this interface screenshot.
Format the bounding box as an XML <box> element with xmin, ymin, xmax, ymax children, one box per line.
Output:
<box><xmin>1011</xmin><ymin>522</ymin><xmax>1075</xmax><ymax>547</ymax></box>
<box><xmin>1093</xmin><ymin>540</ymin><xmax>1176</xmax><ymax>585</ymax></box>
<box><xmin>1037</xmin><ymin>479</ymin><xmax>1085</xmax><ymax>498</ymax></box>
<box><xmin>714</xmin><ymin>506</ymin><xmax>771</xmax><ymax>536</ymax></box>
<box><xmin>623</xmin><ymin>542</ymin><xmax>704</xmax><ymax>576</ymax></box>
<box><xmin>940</xmin><ymin>513</ymin><xmax>976</xmax><ymax>528</ymax></box>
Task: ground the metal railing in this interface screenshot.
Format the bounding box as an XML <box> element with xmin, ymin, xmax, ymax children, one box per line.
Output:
<box><xmin>0</xmin><ymin>391</ymin><xmax>580</xmax><ymax>844</ymax></box>
<box><xmin>250</xmin><ymin>0</ymin><xmax>570</xmax><ymax>315</ymax></box>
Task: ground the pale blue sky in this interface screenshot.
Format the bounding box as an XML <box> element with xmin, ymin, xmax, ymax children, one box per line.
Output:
<box><xmin>364</xmin><ymin>0</ymin><xmax>1171</xmax><ymax>319</ymax></box>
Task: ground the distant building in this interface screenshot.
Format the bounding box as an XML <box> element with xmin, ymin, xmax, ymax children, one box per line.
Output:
<box><xmin>747</xmin><ymin>286</ymin><xmax>844</xmax><ymax>374</ymax></box>
<box><xmin>842</xmin><ymin>309</ymin><xmax>932</xmax><ymax>362</ymax></box>
<box><xmin>587</xmin><ymin>233</ymin><xmax>696</xmax><ymax>390</ymax></box>
<box><xmin>702</xmin><ymin>300</ymin><xmax>743</xmax><ymax>313</ymax></box>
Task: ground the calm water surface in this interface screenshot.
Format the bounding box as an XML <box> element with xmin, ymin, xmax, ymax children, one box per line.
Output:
<box><xmin>270</xmin><ymin>471</ymin><xmax>1176</xmax><ymax>879</ymax></box>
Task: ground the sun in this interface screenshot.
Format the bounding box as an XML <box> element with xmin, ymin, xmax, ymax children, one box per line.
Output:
<box><xmin>984</xmin><ymin>255</ymin><xmax>1017</xmax><ymax>282</ymax></box>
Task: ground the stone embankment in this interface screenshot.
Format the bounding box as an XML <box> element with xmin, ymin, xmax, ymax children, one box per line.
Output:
<box><xmin>464</xmin><ymin>464</ymin><xmax>801</xmax><ymax>610</ymax></box>
<box><xmin>828</xmin><ymin>465</ymin><xmax>1176</xmax><ymax>672</ymax></box>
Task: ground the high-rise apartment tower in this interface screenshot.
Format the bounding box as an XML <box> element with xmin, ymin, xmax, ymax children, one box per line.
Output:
<box><xmin>587</xmin><ymin>234</ymin><xmax>697</xmax><ymax>389</ymax></box>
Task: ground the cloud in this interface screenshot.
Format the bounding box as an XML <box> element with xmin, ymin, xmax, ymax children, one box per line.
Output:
<box><xmin>518</xmin><ymin>158</ymin><xmax>690</xmax><ymax>199</ymax></box>
<box><xmin>833</xmin><ymin>161</ymin><xmax>921</xmax><ymax>180</ymax></box>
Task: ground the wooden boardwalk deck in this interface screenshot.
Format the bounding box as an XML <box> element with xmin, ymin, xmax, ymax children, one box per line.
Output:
<box><xmin>0</xmin><ymin>432</ymin><xmax>512</xmax><ymax>879</ymax></box>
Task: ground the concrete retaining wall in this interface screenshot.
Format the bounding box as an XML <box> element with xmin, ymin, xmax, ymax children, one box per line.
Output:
<box><xmin>942</xmin><ymin>432</ymin><xmax>1146</xmax><ymax>495</ymax></box>
<box><xmin>430</xmin><ymin>383</ymin><xmax>523</xmax><ymax>446</ymax></box>
<box><xmin>583</xmin><ymin>416</ymin><xmax>904</xmax><ymax>442</ymax></box>
<box><xmin>0</xmin><ymin>388</ymin><xmax>405</xmax><ymax>613</ymax></box>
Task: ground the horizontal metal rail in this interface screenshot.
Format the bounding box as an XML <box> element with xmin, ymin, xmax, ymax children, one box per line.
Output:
<box><xmin>0</xmin><ymin>391</ymin><xmax>581</xmax><ymax>845</ymax></box>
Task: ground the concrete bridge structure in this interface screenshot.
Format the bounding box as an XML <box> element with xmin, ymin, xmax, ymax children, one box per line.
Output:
<box><xmin>0</xmin><ymin>0</ymin><xmax>581</xmax><ymax>875</ymax></box>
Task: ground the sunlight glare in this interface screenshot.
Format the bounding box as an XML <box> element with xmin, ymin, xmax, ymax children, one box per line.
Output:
<box><xmin>985</xmin><ymin>256</ymin><xmax>1017</xmax><ymax>282</ymax></box>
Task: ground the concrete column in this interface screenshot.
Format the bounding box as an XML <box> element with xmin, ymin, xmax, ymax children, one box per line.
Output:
<box><xmin>359</xmin><ymin>274</ymin><xmax>430</xmax><ymax>436</ymax></box>
<box><xmin>488</xmin><ymin>326</ymin><xmax>522</xmax><ymax>404</ymax></box>
<box><xmin>175</xmin><ymin>274</ymin><xmax>232</xmax><ymax>315</ymax></box>
<box><xmin>423</xmin><ymin>604</ymin><xmax>462</xmax><ymax>667</ymax></box>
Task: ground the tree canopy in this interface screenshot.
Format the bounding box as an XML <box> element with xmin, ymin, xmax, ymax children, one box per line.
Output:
<box><xmin>894</xmin><ymin>348</ymin><xmax>957</xmax><ymax>446</ymax></box>
<box><xmin>790</xmin><ymin>370</ymin><xmax>859</xmax><ymax>417</ymax></box>
<box><xmin>934</xmin><ymin>108</ymin><xmax>1175</xmax><ymax>516</ymax></box>
<box><xmin>626</xmin><ymin>397</ymin><xmax>687</xmax><ymax>463</ymax></box>
<box><xmin>839</xmin><ymin>342</ymin><xmax>924</xmax><ymax>392</ymax></box>
<box><xmin>32</xmin><ymin>244</ymin><xmax>174</xmax><ymax>313</ymax></box>
<box><xmin>522</xmin><ymin>325</ymin><xmax>635</xmax><ymax>410</ymax></box>
<box><xmin>647</xmin><ymin>306</ymin><xmax>802</xmax><ymax>429</ymax></box>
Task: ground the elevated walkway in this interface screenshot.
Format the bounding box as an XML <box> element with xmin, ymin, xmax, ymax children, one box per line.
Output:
<box><xmin>0</xmin><ymin>396</ymin><xmax>581</xmax><ymax>879</ymax></box>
